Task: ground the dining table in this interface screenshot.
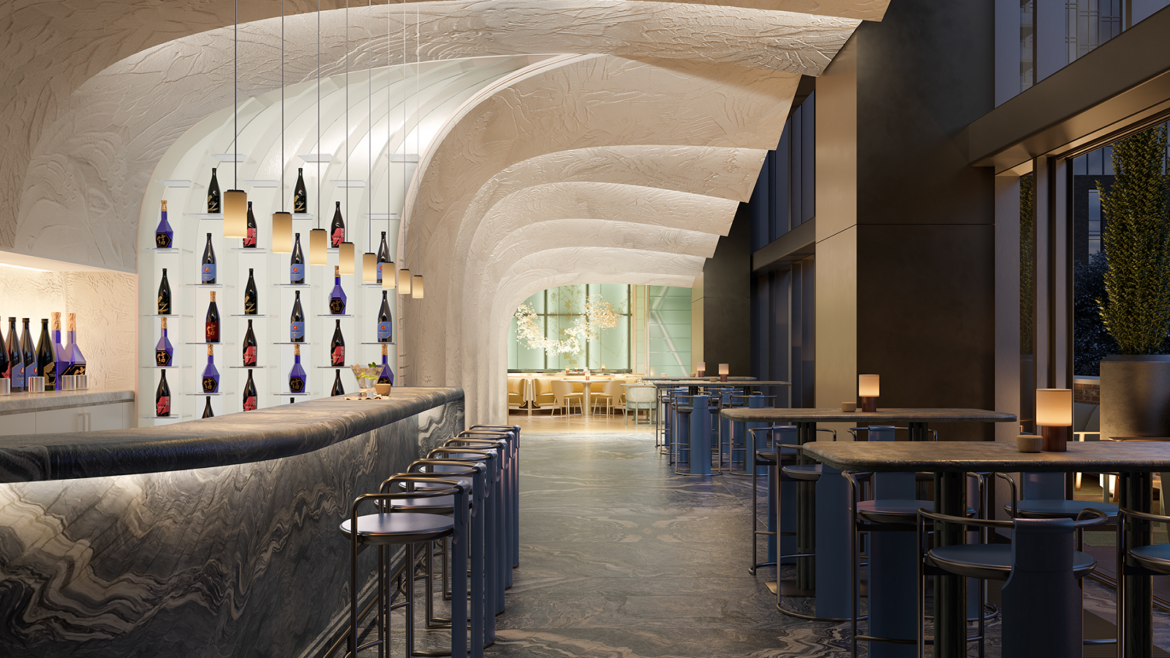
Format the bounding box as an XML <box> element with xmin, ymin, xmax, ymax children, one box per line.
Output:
<box><xmin>803</xmin><ymin>439</ymin><xmax>1170</xmax><ymax>658</ymax></box>
<box><xmin>717</xmin><ymin>407</ymin><xmax>1017</xmax><ymax>632</ymax></box>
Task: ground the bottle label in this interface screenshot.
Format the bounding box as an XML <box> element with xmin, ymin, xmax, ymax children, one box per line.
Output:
<box><xmin>378</xmin><ymin>323</ymin><xmax>392</xmax><ymax>342</ymax></box>
<box><xmin>332</xmin><ymin>346</ymin><xmax>344</xmax><ymax>366</ymax></box>
<box><xmin>378</xmin><ymin>375</ymin><xmax>392</xmax><ymax>385</ymax></box>
<box><xmin>12</xmin><ymin>362</ymin><xmax>23</xmax><ymax>388</ymax></box>
<box><xmin>244</xmin><ymin>395</ymin><xmax>257</xmax><ymax>411</ymax></box>
<box><xmin>158</xmin><ymin>295</ymin><xmax>169</xmax><ymax>314</ymax></box>
<box><xmin>331</xmin><ymin>227</ymin><xmax>344</xmax><ymax>247</ymax></box>
<box><xmin>244</xmin><ymin>295</ymin><xmax>257</xmax><ymax>315</ymax></box>
<box><xmin>289</xmin><ymin>377</ymin><xmax>305</xmax><ymax>394</ymax></box>
<box><xmin>156</xmin><ymin>349</ymin><xmax>172</xmax><ymax>367</ymax></box>
<box><xmin>290</xmin><ymin>322</ymin><xmax>304</xmax><ymax>341</ymax></box>
<box><xmin>2</xmin><ymin>361</ymin><xmax>9</xmax><ymax>380</ymax></box>
<box><xmin>244</xmin><ymin>228</ymin><xmax>257</xmax><ymax>247</ymax></box>
<box><xmin>206</xmin><ymin>322</ymin><xmax>219</xmax><ymax>342</ymax></box>
<box><xmin>294</xmin><ymin>196</ymin><xmax>305</xmax><ymax>213</ymax></box>
<box><xmin>64</xmin><ymin>364</ymin><xmax>85</xmax><ymax>376</ymax></box>
<box><xmin>243</xmin><ymin>346</ymin><xmax>257</xmax><ymax>366</ymax></box>
<box><xmin>43</xmin><ymin>363</ymin><xmax>55</xmax><ymax>389</ymax></box>
<box><xmin>157</xmin><ymin>396</ymin><xmax>170</xmax><ymax>416</ymax></box>
<box><xmin>208</xmin><ymin>196</ymin><xmax>219</xmax><ymax>213</ymax></box>
<box><xmin>329</xmin><ymin>297</ymin><xmax>345</xmax><ymax>315</ymax></box>
<box><xmin>156</xmin><ymin>232</ymin><xmax>172</xmax><ymax>249</ymax></box>
<box><xmin>202</xmin><ymin>264</ymin><xmax>216</xmax><ymax>284</ymax></box>
<box><xmin>290</xmin><ymin>264</ymin><xmax>304</xmax><ymax>283</ymax></box>
<box><xmin>203</xmin><ymin>376</ymin><xmax>218</xmax><ymax>394</ymax></box>
<box><xmin>377</xmin><ymin>262</ymin><xmax>382</xmax><ymax>282</ymax></box>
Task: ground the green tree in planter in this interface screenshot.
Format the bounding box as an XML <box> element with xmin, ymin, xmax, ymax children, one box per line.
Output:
<box><xmin>1098</xmin><ymin>125</ymin><xmax>1170</xmax><ymax>355</ymax></box>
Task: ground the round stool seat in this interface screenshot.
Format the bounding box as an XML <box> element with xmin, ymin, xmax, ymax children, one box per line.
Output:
<box><xmin>1130</xmin><ymin>544</ymin><xmax>1170</xmax><ymax>574</ymax></box>
<box><xmin>781</xmin><ymin>464</ymin><xmax>822</xmax><ymax>481</ymax></box>
<box><xmin>857</xmin><ymin>499</ymin><xmax>973</xmax><ymax>524</ymax></box>
<box><xmin>927</xmin><ymin>543</ymin><xmax>1096</xmax><ymax>581</ymax></box>
<box><xmin>1009</xmin><ymin>500</ymin><xmax>1119</xmax><ymax>519</ymax></box>
<box><xmin>755</xmin><ymin>451</ymin><xmax>778</xmax><ymax>465</ymax></box>
<box><xmin>392</xmin><ymin>494</ymin><xmax>460</xmax><ymax>513</ymax></box>
<box><xmin>400</xmin><ymin>476</ymin><xmax>475</xmax><ymax>493</ymax></box>
<box><xmin>339</xmin><ymin>512</ymin><xmax>455</xmax><ymax>545</ymax></box>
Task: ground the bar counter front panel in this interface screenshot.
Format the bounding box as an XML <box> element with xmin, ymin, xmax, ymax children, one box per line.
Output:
<box><xmin>0</xmin><ymin>387</ymin><xmax>464</xmax><ymax>657</ymax></box>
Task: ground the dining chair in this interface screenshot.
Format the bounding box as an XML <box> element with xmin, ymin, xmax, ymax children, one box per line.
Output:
<box><xmin>550</xmin><ymin>380</ymin><xmax>583</xmax><ymax>416</ymax></box>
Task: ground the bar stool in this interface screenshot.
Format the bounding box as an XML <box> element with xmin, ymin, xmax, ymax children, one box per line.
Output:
<box><xmin>997</xmin><ymin>472</ymin><xmax>1119</xmax><ymax>551</ymax></box>
<box><xmin>671</xmin><ymin>393</ymin><xmax>694</xmax><ymax>473</ymax></box>
<box><xmin>726</xmin><ymin>394</ymin><xmax>777</xmax><ymax>476</ymax></box>
<box><xmin>457</xmin><ymin>429</ymin><xmax>518</xmax><ymax>580</ymax></box>
<box><xmin>469</xmin><ymin>424</ymin><xmax>521</xmax><ymax>571</ymax></box>
<box><xmin>916</xmin><ymin>508</ymin><xmax>1105</xmax><ymax>658</ymax></box>
<box><xmin>390</xmin><ymin>460</ymin><xmax>485</xmax><ymax>655</ymax></box>
<box><xmin>1117</xmin><ymin>506</ymin><xmax>1170</xmax><ymax>657</ymax></box>
<box><xmin>443</xmin><ymin>438</ymin><xmax>510</xmax><ymax>612</ymax></box>
<box><xmin>339</xmin><ymin>478</ymin><xmax>469</xmax><ymax>658</ymax></box>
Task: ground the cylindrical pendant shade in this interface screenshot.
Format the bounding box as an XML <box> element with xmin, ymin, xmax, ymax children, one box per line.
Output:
<box><xmin>309</xmin><ymin>228</ymin><xmax>328</xmax><ymax>266</ymax></box>
<box><xmin>272</xmin><ymin>212</ymin><xmax>293</xmax><ymax>253</ymax></box>
<box><xmin>223</xmin><ymin>189</ymin><xmax>248</xmax><ymax>238</ymax></box>
<box><xmin>362</xmin><ymin>253</ymin><xmax>377</xmax><ymax>283</ymax></box>
<box><xmin>1036</xmin><ymin>388</ymin><xmax>1073</xmax><ymax>427</ymax></box>
<box><xmin>382</xmin><ymin>264</ymin><xmax>396</xmax><ymax>290</ymax></box>
<box><xmin>411</xmin><ymin>275</ymin><xmax>424</xmax><ymax>299</ymax></box>
<box><xmin>339</xmin><ymin>242</ymin><xmax>355</xmax><ymax>275</ymax></box>
<box><xmin>398</xmin><ymin>268</ymin><xmax>412</xmax><ymax>294</ymax></box>
<box><xmin>858</xmin><ymin>374</ymin><xmax>880</xmax><ymax>397</ymax></box>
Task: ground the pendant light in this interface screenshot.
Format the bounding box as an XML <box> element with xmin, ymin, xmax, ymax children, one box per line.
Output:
<box><xmin>308</xmin><ymin>0</ymin><xmax>328</xmax><ymax>266</ymax></box>
<box><xmin>223</xmin><ymin>0</ymin><xmax>248</xmax><ymax>239</ymax></box>
<box><xmin>410</xmin><ymin>2</ymin><xmax>424</xmax><ymax>300</ymax></box>
<box><xmin>338</xmin><ymin>0</ymin><xmax>356</xmax><ymax>276</ymax></box>
<box><xmin>382</xmin><ymin>1</ymin><xmax>396</xmax><ymax>291</ymax></box>
<box><xmin>272</xmin><ymin>0</ymin><xmax>293</xmax><ymax>254</ymax></box>
<box><xmin>397</xmin><ymin>3</ymin><xmax>412</xmax><ymax>297</ymax></box>
<box><xmin>361</xmin><ymin>0</ymin><xmax>377</xmax><ymax>284</ymax></box>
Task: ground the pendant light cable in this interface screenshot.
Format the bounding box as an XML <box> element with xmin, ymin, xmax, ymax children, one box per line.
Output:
<box><xmin>345</xmin><ymin>0</ymin><xmax>349</xmax><ymax>230</ymax></box>
<box><xmin>280</xmin><ymin>0</ymin><xmax>285</xmax><ymax>212</ymax></box>
<box><xmin>317</xmin><ymin>0</ymin><xmax>321</xmax><ymax>230</ymax></box>
<box><xmin>415</xmin><ymin>2</ymin><xmax>420</xmax><ymax>276</ymax></box>
<box><xmin>368</xmin><ymin>0</ymin><xmax>373</xmax><ymax>253</ymax></box>
<box><xmin>234</xmin><ymin>0</ymin><xmax>238</xmax><ymax>188</ymax></box>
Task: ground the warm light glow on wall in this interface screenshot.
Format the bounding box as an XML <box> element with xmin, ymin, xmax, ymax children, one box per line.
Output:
<box><xmin>309</xmin><ymin>228</ymin><xmax>328</xmax><ymax>266</ymax></box>
<box><xmin>362</xmin><ymin>253</ymin><xmax>377</xmax><ymax>283</ymax></box>
<box><xmin>411</xmin><ymin>275</ymin><xmax>424</xmax><ymax>299</ymax></box>
<box><xmin>223</xmin><ymin>190</ymin><xmax>247</xmax><ymax>238</ymax></box>
<box><xmin>398</xmin><ymin>268</ymin><xmax>412</xmax><ymax>294</ymax></box>
<box><xmin>858</xmin><ymin>374</ymin><xmax>880</xmax><ymax>397</ymax></box>
<box><xmin>1036</xmin><ymin>388</ymin><xmax>1072</xmax><ymax>427</ymax></box>
<box><xmin>339</xmin><ymin>242</ymin><xmax>355</xmax><ymax>275</ymax></box>
<box><xmin>272</xmin><ymin>212</ymin><xmax>292</xmax><ymax>253</ymax></box>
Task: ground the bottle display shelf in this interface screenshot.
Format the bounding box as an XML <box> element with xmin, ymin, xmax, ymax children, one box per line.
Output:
<box><xmin>186</xmin><ymin>213</ymin><xmax>224</xmax><ymax>220</ymax></box>
<box><xmin>360</xmin><ymin>283</ymin><xmax>397</xmax><ymax>288</ymax></box>
<box><xmin>187</xmin><ymin>392</ymin><xmax>229</xmax><ymax>397</ymax></box>
<box><xmin>230</xmin><ymin>248</ymin><xmax>269</xmax><ymax>254</ymax></box>
<box><xmin>229</xmin><ymin>366</ymin><xmax>270</xmax><ymax>369</ymax></box>
<box><xmin>185</xmin><ymin>342</ymin><xmax>235</xmax><ymax>346</ymax></box>
<box><xmin>316</xmin><ymin>366</ymin><xmax>353</xmax><ymax>369</ymax></box>
<box><xmin>317</xmin><ymin>314</ymin><xmax>354</xmax><ymax>318</ymax></box>
<box><xmin>277</xmin><ymin>392</ymin><xmax>312</xmax><ymax>396</ymax></box>
<box><xmin>273</xmin><ymin>284</ymin><xmax>311</xmax><ymax>289</ymax></box>
<box><xmin>154</xmin><ymin>179</ymin><xmax>192</xmax><ymax>188</ymax></box>
<box><xmin>143</xmin><ymin>415</ymin><xmax>193</xmax><ymax>420</ymax></box>
<box><xmin>273</xmin><ymin>341</ymin><xmax>310</xmax><ymax>345</ymax></box>
<box><xmin>229</xmin><ymin>314</ymin><xmax>275</xmax><ymax>318</ymax></box>
<box><xmin>143</xmin><ymin>247</ymin><xmax>192</xmax><ymax>254</ymax></box>
<box><xmin>242</xmin><ymin>179</ymin><xmax>278</xmax><ymax>188</ymax></box>
<box><xmin>292</xmin><ymin>213</ymin><xmax>314</xmax><ymax>220</ymax></box>
<box><xmin>359</xmin><ymin>342</ymin><xmax>397</xmax><ymax>346</ymax></box>
<box><xmin>184</xmin><ymin>283</ymin><xmax>234</xmax><ymax>289</ymax></box>
<box><xmin>141</xmin><ymin>365</ymin><xmax>192</xmax><ymax>369</ymax></box>
<box><xmin>142</xmin><ymin>314</ymin><xmax>193</xmax><ymax>318</ymax></box>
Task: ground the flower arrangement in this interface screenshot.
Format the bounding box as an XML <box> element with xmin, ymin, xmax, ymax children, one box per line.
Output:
<box><xmin>514</xmin><ymin>294</ymin><xmax>618</xmax><ymax>356</ymax></box>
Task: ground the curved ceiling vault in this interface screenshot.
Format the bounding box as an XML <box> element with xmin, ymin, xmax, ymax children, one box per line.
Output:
<box><xmin>7</xmin><ymin>0</ymin><xmax>887</xmax><ymax>423</ymax></box>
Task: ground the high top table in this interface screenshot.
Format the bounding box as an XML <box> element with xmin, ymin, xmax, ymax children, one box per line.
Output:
<box><xmin>803</xmin><ymin>439</ymin><xmax>1170</xmax><ymax>658</ymax></box>
<box><xmin>718</xmin><ymin>408</ymin><xmax>1016</xmax><ymax>626</ymax></box>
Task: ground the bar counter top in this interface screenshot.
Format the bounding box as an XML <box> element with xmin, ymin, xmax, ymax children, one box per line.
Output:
<box><xmin>0</xmin><ymin>386</ymin><xmax>462</xmax><ymax>483</ymax></box>
<box><xmin>0</xmin><ymin>387</ymin><xmax>135</xmax><ymax>415</ymax></box>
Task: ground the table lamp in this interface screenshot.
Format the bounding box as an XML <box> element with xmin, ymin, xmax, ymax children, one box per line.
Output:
<box><xmin>697</xmin><ymin>362</ymin><xmax>706</xmax><ymax>378</ymax></box>
<box><xmin>719</xmin><ymin>363</ymin><xmax>729</xmax><ymax>383</ymax></box>
<box><xmin>859</xmin><ymin>374</ymin><xmax>880</xmax><ymax>412</ymax></box>
<box><xmin>1036</xmin><ymin>388</ymin><xmax>1072</xmax><ymax>452</ymax></box>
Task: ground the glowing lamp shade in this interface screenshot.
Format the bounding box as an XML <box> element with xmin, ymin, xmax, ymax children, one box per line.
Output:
<box><xmin>398</xmin><ymin>267</ymin><xmax>412</xmax><ymax>294</ymax></box>
<box><xmin>719</xmin><ymin>363</ymin><xmax>729</xmax><ymax>382</ymax></box>
<box><xmin>858</xmin><ymin>375</ymin><xmax>880</xmax><ymax>397</ymax></box>
<box><xmin>309</xmin><ymin>228</ymin><xmax>328</xmax><ymax>266</ymax></box>
<box><xmin>339</xmin><ymin>242</ymin><xmax>355</xmax><ymax>275</ymax></box>
<box><xmin>362</xmin><ymin>253</ymin><xmax>377</xmax><ymax>283</ymax></box>
<box><xmin>1036</xmin><ymin>388</ymin><xmax>1073</xmax><ymax>427</ymax></box>
<box><xmin>382</xmin><ymin>264</ymin><xmax>396</xmax><ymax>290</ymax></box>
<box><xmin>223</xmin><ymin>189</ymin><xmax>248</xmax><ymax>239</ymax></box>
<box><xmin>272</xmin><ymin>212</ymin><xmax>293</xmax><ymax>253</ymax></box>
<box><xmin>696</xmin><ymin>362</ymin><xmax>706</xmax><ymax>376</ymax></box>
<box><xmin>411</xmin><ymin>275</ymin><xmax>424</xmax><ymax>299</ymax></box>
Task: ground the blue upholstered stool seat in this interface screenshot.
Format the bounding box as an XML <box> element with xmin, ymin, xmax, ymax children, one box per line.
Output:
<box><xmin>927</xmin><ymin>543</ymin><xmax>1096</xmax><ymax>581</ymax></box>
<box><xmin>392</xmin><ymin>495</ymin><xmax>459</xmax><ymax>513</ymax></box>
<box><xmin>1011</xmin><ymin>499</ymin><xmax>1119</xmax><ymax>518</ymax></box>
<box><xmin>403</xmin><ymin>476</ymin><xmax>475</xmax><ymax>492</ymax></box>
<box><xmin>339</xmin><ymin>513</ymin><xmax>454</xmax><ymax>545</ymax></box>
<box><xmin>1130</xmin><ymin>544</ymin><xmax>1170</xmax><ymax>572</ymax></box>
<box><xmin>780</xmin><ymin>463</ymin><xmax>821</xmax><ymax>481</ymax></box>
<box><xmin>857</xmin><ymin>500</ymin><xmax>975</xmax><ymax>524</ymax></box>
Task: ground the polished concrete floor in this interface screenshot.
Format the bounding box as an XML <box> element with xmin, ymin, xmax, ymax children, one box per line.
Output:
<box><xmin>364</xmin><ymin>431</ymin><xmax>1170</xmax><ymax>657</ymax></box>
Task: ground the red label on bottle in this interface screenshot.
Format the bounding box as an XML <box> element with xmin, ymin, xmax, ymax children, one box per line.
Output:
<box><xmin>244</xmin><ymin>396</ymin><xmax>257</xmax><ymax>411</ymax></box>
<box><xmin>206</xmin><ymin>323</ymin><xmax>219</xmax><ymax>342</ymax></box>
<box><xmin>332</xmin><ymin>346</ymin><xmax>344</xmax><ymax>366</ymax></box>
<box><xmin>244</xmin><ymin>228</ymin><xmax>257</xmax><ymax>247</ymax></box>
<box><xmin>157</xmin><ymin>396</ymin><xmax>170</xmax><ymax>416</ymax></box>
<box><xmin>332</xmin><ymin>228</ymin><xmax>344</xmax><ymax>247</ymax></box>
<box><xmin>244</xmin><ymin>346</ymin><xmax>257</xmax><ymax>366</ymax></box>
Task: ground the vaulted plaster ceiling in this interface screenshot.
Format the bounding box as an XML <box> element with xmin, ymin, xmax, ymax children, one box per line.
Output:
<box><xmin>3</xmin><ymin>0</ymin><xmax>888</xmax><ymax>422</ymax></box>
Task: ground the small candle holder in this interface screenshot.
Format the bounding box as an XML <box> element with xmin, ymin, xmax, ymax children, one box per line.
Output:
<box><xmin>858</xmin><ymin>374</ymin><xmax>880</xmax><ymax>413</ymax></box>
<box><xmin>27</xmin><ymin>377</ymin><xmax>45</xmax><ymax>394</ymax></box>
<box><xmin>0</xmin><ymin>379</ymin><xmax>10</xmax><ymax>396</ymax></box>
<box><xmin>719</xmin><ymin>363</ymin><xmax>729</xmax><ymax>383</ymax></box>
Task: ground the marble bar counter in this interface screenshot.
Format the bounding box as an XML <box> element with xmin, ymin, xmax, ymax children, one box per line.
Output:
<box><xmin>0</xmin><ymin>387</ymin><xmax>464</xmax><ymax>658</ymax></box>
<box><xmin>0</xmin><ymin>387</ymin><xmax>135</xmax><ymax>416</ymax></box>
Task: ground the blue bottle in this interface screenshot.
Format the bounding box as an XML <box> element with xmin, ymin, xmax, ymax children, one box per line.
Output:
<box><xmin>329</xmin><ymin>265</ymin><xmax>347</xmax><ymax>315</ymax></box>
<box><xmin>377</xmin><ymin>344</ymin><xmax>395</xmax><ymax>385</ymax></box>
<box><xmin>202</xmin><ymin>345</ymin><xmax>219</xmax><ymax>394</ymax></box>
<box><xmin>289</xmin><ymin>344</ymin><xmax>307</xmax><ymax>394</ymax></box>
<box><xmin>155</xmin><ymin>200</ymin><xmax>173</xmax><ymax>249</ymax></box>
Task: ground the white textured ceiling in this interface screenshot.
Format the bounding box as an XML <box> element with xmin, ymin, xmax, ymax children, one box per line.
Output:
<box><xmin>3</xmin><ymin>0</ymin><xmax>887</xmax><ymax>422</ymax></box>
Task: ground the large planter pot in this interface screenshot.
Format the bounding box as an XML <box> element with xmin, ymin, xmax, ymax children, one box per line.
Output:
<box><xmin>1100</xmin><ymin>355</ymin><xmax>1170</xmax><ymax>441</ymax></box>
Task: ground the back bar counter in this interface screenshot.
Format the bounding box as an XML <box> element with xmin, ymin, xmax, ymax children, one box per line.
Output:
<box><xmin>0</xmin><ymin>387</ymin><xmax>464</xmax><ymax>657</ymax></box>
